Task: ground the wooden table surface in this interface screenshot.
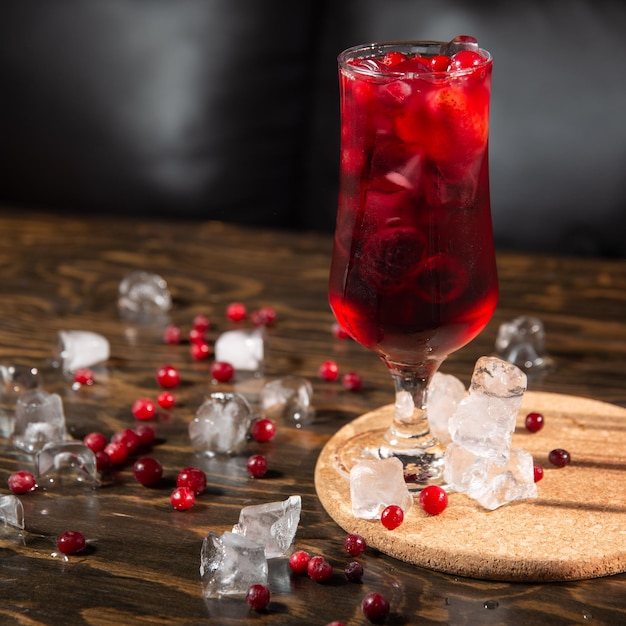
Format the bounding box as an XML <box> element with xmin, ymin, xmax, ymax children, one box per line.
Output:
<box><xmin>1</xmin><ymin>211</ymin><xmax>625</xmax><ymax>625</ymax></box>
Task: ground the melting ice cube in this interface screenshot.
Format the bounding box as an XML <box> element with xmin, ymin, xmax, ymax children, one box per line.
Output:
<box><xmin>349</xmin><ymin>457</ymin><xmax>413</xmax><ymax>520</ymax></box>
<box><xmin>0</xmin><ymin>364</ymin><xmax>42</xmax><ymax>438</ymax></box>
<box><xmin>427</xmin><ymin>372</ymin><xmax>466</xmax><ymax>442</ymax></box>
<box><xmin>189</xmin><ymin>392</ymin><xmax>253</xmax><ymax>456</ymax></box>
<box><xmin>12</xmin><ymin>389</ymin><xmax>66</xmax><ymax>454</ymax></box>
<box><xmin>449</xmin><ymin>357</ymin><xmax>527</xmax><ymax>464</ymax></box>
<box><xmin>35</xmin><ymin>441</ymin><xmax>99</xmax><ymax>489</ymax></box>
<box><xmin>232</xmin><ymin>495</ymin><xmax>301</xmax><ymax>559</ymax></box>
<box><xmin>56</xmin><ymin>330</ymin><xmax>110</xmax><ymax>374</ymax></box>
<box><xmin>214</xmin><ymin>328</ymin><xmax>265</xmax><ymax>372</ymax></box>
<box><xmin>118</xmin><ymin>270</ymin><xmax>172</xmax><ymax>319</ymax></box>
<box><xmin>0</xmin><ymin>495</ymin><xmax>24</xmax><ymax>531</ymax></box>
<box><xmin>200</xmin><ymin>531</ymin><xmax>268</xmax><ymax>598</ymax></box>
<box><xmin>444</xmin><ymin>443</ymin><xmax>537</xmax><ymax>510</ymax></box>
<box><xmin>260</xmin><ymin>376</ymin><xmax>314</xmax><ymax>427</ymax></box>
<box><xmin>495</xmin><ymin>316</ymin><xmax>554</xmax><ymax>374</ymax></box>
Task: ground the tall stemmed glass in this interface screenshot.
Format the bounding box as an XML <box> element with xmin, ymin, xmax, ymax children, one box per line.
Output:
<box><xmin>328</xmin><ymin>38</ymin><xmax>499</xmax><ymax>486</ymax></box>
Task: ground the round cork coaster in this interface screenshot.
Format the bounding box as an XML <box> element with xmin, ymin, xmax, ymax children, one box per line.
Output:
<box><xmin>315</xmin><ymin>391</ymin><xmax>626</xmax><ymax>582</ymax></box>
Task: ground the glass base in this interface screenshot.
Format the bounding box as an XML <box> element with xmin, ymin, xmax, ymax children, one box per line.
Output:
<box><xmin>334</xmin><ymin>427</ymin><xmax>447</xmax><ymax>490</ymax></box>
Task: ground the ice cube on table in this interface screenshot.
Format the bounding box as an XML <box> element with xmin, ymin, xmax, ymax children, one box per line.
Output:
<box><xmin>260</xmin><ymin>376</ymin><xmax>314</xmax><ymax>427</ymax></box>
<box><xmin>0</xmin><ymin>495</ymin><xmax>24</xmax><ymax>531</ymax></box>
<box><xmin>427</xmin><ymin>372</ymin><xmax>466</xmax><ymax>442</ymax></box>
<box><xmin>444</xmin><ymin>443</ymin><xmax>537</xmax><ymax>510</ymax></box>
<box><xmin>214</xmin><ymin>328</ymin><xmax>265</xmax><ymax>372</ymax></box>
<box><xmin>495</xmin><ymin>315</ymin><xmax>553</xmax><ymax>374</ymax></box>
<box><xmin>232</xmin><ymin>495</ymin><xmax>301</xmax><ymax>559</ymax></box>
<box><xmin>349</xmin><ymin>457</ymin><xmax>413</xmax><ymax>520</ymax></box>
<box><xmin>12</xmin><ymin>389</ymin><xmax>66</xmax><ymax>454</ymax></box>
<box><xmin>189</xmin><ymin>392</ymin><xmax>252</xmax><ymax>456</ymax></box>
<box><xmin>200</xmin><ymin>531</ymin><xmax>268</xmax><ymax>598</ymax></box>
<box><xmin>56</xmin><ymin>330</ymin><xmax>110</xmax><ymax>374</ymax></box>
<box><xmin>0</xmin><ymin>364</ymin><xmax>40</xmax><ymax>438</ymax></box>
<box><xmin>35</xmin><ymin>441</ymin><xmax>99</xmax><ymax>489</ymax></box>
<box><xmin>118</xmin><ymin>270</ymin><xmax>172</xmax><ymax>319</ymax></box>
<box><xmin>449</xmin><ymin>357</ymin><xmax>527</xmax><ymax>464</ymax></box>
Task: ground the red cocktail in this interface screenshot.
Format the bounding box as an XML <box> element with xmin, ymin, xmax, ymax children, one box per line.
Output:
<box><xmin>329</xmin><ymin>38</ymin><xmax>498</xmax><ymax>485</ymax></box>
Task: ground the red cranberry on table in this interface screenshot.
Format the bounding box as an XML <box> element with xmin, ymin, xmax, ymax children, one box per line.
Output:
<box><xmin>548</xmin><ymin>448</ymin><xmax>571</xmax><ymax>467</ymax></box>
<box><xmin>246</xmin><ymin>583</ymin><xmax>270</xmax><ymax>611</ymax></box>
<box><xmin>307</xmin><ymin>555</ymin><xmax>333</xmax><ymax>583</ymax></box>
<box><xmin>525</xmin><ymin>412</ymin><xmax>545</xmax><ymax>433</ymax></box>
<box><xmin>176</xmin><ymin>467</ymin><xmax>207</xmax><ymax>495</ymax></box>
<box><xmin>8</xmin><ymin>470</ymin><xmax>37</xmax><ymax>494</ymax></box>
<box><xmin>250</xmin><ymin>418</ymin><xmax>276</xmax><ymax>442</ymax></box>
<box><xmin>381</xmin><ymin>504</ymin><xmax>404</xmax><ymax>530</ymax></box>
<box><xmin>419</xmin><ymin>485</ymin><xmax>448</xmax><ymax>515</ymax></box>
<box><xmin>170</xmin><ymin>486</ymin><xmax>195</xmax><ymax>510</ymax></box>
<box><xmin>361</xmin><ymin>591</ymin><xmax>390</xmax><ymax>623</ymax></box>
<box><xmin>211</xmin><ymin>361</ymin><xmax>234</xmax><ymax>382</ymax></box>
<box><xmin>344</xmin><ymin>533</ymin><xmax>367</xmax><ymax>556</ymax></box>
<box><xmin>246</xmin><ymin>454</ymin><xmax>268</xmax><ymax>478</ymax></box>
<box><xmin>288</xmin><ymin>550</ymin><xmax>311</xmax><ymax>574</ymax></box>
<box><xmin>57</xmin><ymin>530</ymin><xmax>86</xmax><ymax>555</ymax></box>
<box><xmin>132</xmin><ymin>458</ymin><xmax>163</xmax><ymax>487</ymax></box>
<box><xmin>344</xmin><ymin>561</ymin><xmax>364</xmax><ymax>583</ymax></box>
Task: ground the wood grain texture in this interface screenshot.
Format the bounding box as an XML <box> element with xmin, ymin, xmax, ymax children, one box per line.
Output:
<box><xmin>0</xmin><ymin>210</ymin><xmax>626</xmax><ymax>624</ymax></box>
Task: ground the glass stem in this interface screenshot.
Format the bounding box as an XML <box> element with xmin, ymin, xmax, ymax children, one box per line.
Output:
<box><xmin>385</xmin><ymin>367</ymin><xmax>438</xmax><ymax>449</ymax></box>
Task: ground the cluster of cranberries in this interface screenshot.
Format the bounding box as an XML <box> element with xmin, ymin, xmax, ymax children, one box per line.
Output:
<box><xmin>318</xmin><ymin>359</ymin><xmax>363</xmax><ymax>392</ymax></box>
<box><xmin>283</xmin><ymin>533</ymin><xmax>390</xmax><ymax>623</ymax></box>
<box><xmin>523</xmin><ymin>411</ymin><xmax>572</xmax><ymax>479</ymax></box>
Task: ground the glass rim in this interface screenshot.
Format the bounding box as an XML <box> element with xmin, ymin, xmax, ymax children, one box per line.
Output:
<box><xmin>338</xmin><ymin>40</ymin><xmax>493</xmax><ymax>79</ymax></box>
